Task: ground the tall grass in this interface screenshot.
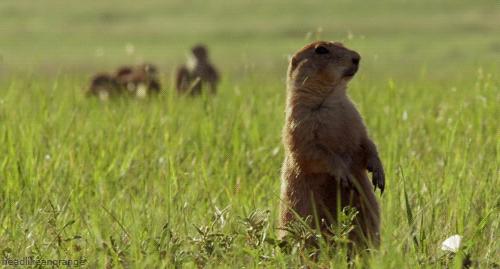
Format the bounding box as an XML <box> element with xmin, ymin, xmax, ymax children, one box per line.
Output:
<box><xmin>0</xmin><ymin>0</ymin><xmax>499</xmax><ymax>267</ymax></box>
<box><xmin>0</xmin><ymin>69</ymin><xmax>497</xmax><ymax>267</ymax></box>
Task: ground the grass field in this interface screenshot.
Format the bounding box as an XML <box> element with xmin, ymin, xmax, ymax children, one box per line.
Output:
<box><xmin>0</xmin><ymin>0</ymin><xmax>499</xmax><ymax>268</ymax></box>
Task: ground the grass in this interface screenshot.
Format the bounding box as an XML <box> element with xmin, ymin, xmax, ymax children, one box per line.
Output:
<box><xmin>0</xmin><ymin>0</ymin><xmax>499</xmax><ymax>268</ymax></box>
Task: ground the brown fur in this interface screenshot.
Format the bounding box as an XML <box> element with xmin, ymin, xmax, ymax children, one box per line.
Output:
<box><xmin>279</xmin><ymin>41</ymin><xmax>385</xmax><ymax>248</ymax></box>
<box><xmin>175</xmin><ymin>65</ymin><xmax>191</xmax><ymax>94</ymax></box>
<box><xmin>115</xmin><ymin>63</ymin><xmax>161</xmax><ymax>97</ymax></box>
<box><xmin>86</xmin><ymin>73</ymin><xmax>120</xmax><ymax>101</ymax></box>
<box><xmin>175</xmin><ymin>44</ymin><xmax>219</xmax><ymax>95</ymax></box>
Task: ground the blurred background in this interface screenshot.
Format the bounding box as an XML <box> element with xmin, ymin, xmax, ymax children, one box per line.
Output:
<box><xmin>0</xmin><ymin>0</ymin><xmax>499</xmax><ymax>81</ymax></box>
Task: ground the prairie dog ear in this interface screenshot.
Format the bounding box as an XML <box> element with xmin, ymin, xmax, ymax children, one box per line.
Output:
<box><xmin>314</xmin><ymin>45</ymin><xmax>329</xmax><ymax>54</ymax></box>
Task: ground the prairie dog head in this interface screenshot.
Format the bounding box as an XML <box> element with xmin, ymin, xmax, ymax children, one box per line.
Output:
<box><xmin>288</xmin><ymin>41</ymin><xmax>361</xmax><ymax>93</ymax></box>
<box><xmin>191</xmin><ymin>44</ymin><xmax>208</xmax><ymax>62</ymax></box>
<box><xmin>187</xmin><ymin>44</ymin><xmax>209</xmax><ymax>70</ymax></box>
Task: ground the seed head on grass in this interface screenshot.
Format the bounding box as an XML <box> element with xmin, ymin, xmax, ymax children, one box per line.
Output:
<box><xmin>239</xmin><ymin>209</ymin><xmax>271</xmax><ymax>248</ymax></box>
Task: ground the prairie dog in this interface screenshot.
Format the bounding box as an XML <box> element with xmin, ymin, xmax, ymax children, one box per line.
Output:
<box><xmin>175</xmin><ymin>44</ymin><xmax>219</xmax><ymax>95</ymax></box>
<box><xmin>279</xmin><ymin>41</ymin><xmax>385</xmax><ymax>248</ymax></box>
<box><xmin>115</xmin><ymin>63</ymin><xmax>161</xmax><ymax>98</ymax></box>
<box><xmin>86</xmin><ymin>73</ymin><xmax>120</xmax><ymax>101</ymax></box>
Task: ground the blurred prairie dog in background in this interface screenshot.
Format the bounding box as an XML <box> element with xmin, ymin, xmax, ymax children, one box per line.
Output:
<box><xmin>86</xmin><ymin>73</ymin><xmax>120</xmax><ymax>101</ymax></box>
<box><xmin>175</xmin><ymin>44</ymin><xmax>220</xmax><ymax>95</ymax></box>
<box><xmin>115</xmin><ymin>63</ymin><xmax>161</xmax><ymax>98</ymax></box>
<box><xmin>279</xmin><ymin>41</ymin><xmax>385</xmax><ymax>248</ymax></box>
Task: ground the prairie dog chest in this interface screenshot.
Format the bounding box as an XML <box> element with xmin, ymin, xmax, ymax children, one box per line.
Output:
<box><xmin>310</xmin><ymin>100</ymin><xmax>366</xmax><ymax>153</ymax></box>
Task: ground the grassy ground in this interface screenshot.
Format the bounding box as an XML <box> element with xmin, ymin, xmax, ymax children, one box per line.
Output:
<box><xmin>0</xmin><ymin>0</ymin><xmax>499</xmax><ymax>268</ymax></box>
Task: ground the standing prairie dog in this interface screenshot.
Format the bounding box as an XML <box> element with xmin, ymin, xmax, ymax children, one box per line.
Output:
<box><xmin>279</xmin><ymin>41</ymin><xmax>385</xmax><ymax>248</ymax></box>
<box><xmin>175</xmin><ymin>44</ymin><xmax>220</xmax><ymax>95</ymax></box>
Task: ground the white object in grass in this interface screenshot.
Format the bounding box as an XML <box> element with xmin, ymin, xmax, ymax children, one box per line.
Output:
<box><xmin>98</xmin><ymin>90</ymin><xmax>109</xmax><ymax>101</ymax></box>
<box><xmin>136</xmin><ymin>84</ymin><xmax>148</xmax><ymax>99</ymax></box>
<box><xmin>402</xmin><ymin>110</ymin><xmax>408</xmax><ymax>121</ymax></box>
<box><xmin>441</xmin><ymin>234</ymin><xmax>462</xmax><ymax>253</ymax></box>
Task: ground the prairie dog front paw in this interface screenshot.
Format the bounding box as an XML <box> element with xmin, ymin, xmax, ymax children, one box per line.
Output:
<box><xmin>367</xmin><ymin>157</ymin><xmax>385</xmax><ymax>193</ymax></box>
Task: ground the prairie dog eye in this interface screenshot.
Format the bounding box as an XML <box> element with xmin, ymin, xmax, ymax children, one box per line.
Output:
<box><xmin>314</xmin><ymin>46</ymin><xmax>329</xmax><ymax>55</ymax></box>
